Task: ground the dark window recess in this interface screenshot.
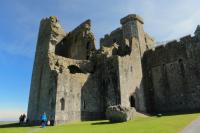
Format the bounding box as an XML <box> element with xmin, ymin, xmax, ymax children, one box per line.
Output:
<box><xmin>86</xmin><ymin>55</ymin><xmax>90</xmax><ymax>60</ymax></box>
<box><xmin>48</xmin><ymin>89</ymin><xmax>51</xmax><ymax>95</ymax></box>
<box><xmin>162</xmin><ymin>64</ymin><xmax>166</xmax><ymax>74</ymax></box>
<box><xmin>178</xmin><ymin>59</ymin><xmax>185</xmax><ymax>77</ymax></box>
<box><xmin>83</xmin><ymin>100</ymin><xmax>86</xmax><ymax>109</ymax></box>
<box><xmin>113</xmin><ymin>39</ymin><xmax>117</xmax><ymax>43</ymax></box>
<box><xmin>129</xmin><ymin>95</ymin><xmax>135</xmax><ymax>107</ymax></box>
<box><xmin>86</xmin><ymin>42</ymin><xmax>90</xmax><ymax>49</ymax></box>
<box><xmin>60</xmin><ymin>98</ymin><xmax>65</xmax><ymax>111</ymax></box>
<box><xmin>145</xmin><ymin>37</ymin><xmax>147</xmax><ymax>43</ymax></box>
<box><xmin>55</xmin><ymin>40</ymin><xmax>65</xmax><ymax>57</ymax></box>
<box><xmin>68</xmin><ymin>65</ymin><xmax>83</xmax><ymax>74</ymax></box>
<box><xmin>146</xmin><ymin>45</ymin><xmax>149</xmax><ymax>50</ymax></box>
<box><xmin>130</xmin><ymin>66</ymin><xmax>133</xmax><ymax>72</ymax></box>
<box><xmin>75</xmin><ymin>35</ymin><xmax>78</xmax><ymax>42</ymax></box>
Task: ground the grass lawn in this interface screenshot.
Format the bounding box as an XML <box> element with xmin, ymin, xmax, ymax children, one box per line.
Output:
<box><xmin>0</xmin><ymin>113</ymin><xmax>199</xmax><ymax>133</ymax></box>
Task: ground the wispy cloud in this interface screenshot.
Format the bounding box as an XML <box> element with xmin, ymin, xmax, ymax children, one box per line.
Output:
<box><xmin>0</xmin><ymin>109</ymin><xmax>26</xmax><ymax>121</ymax></box>
<box><xmin>1</xmin><ymin>0</ymin><xmax>200</xmax><ymax>58</ymax></box>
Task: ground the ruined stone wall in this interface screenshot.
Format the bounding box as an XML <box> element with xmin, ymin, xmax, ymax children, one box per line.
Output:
<box><xmin>28</xmin><ymin>14</ymin><xmax>158</xmax><ymax>125</ymax></box>
<box><xmin>120</xmin><ymin>14</ymin><xmax>154</xmax><ymax>57</ymax></box>
<box><xmin>99</xmin><ymin>14</ymin><xmax>155</xmax><ymax>113</ymax></box>
<box><xmin>28</xmin><ymin>16</ymin><xmax>104</xmax><ymax>125</ymax></box>
<box><xmin>142</xmin><ymin>34</ymin><xmax>200</xmax><ymax>113</ymax></box>
<box><xmin>100</xmin><ymin>28</ymin><xmax>123</xmax><ymax>48</ymax></box>
<box><xmin>48</xmin><ymin>55</ymin><xmax>103</xmax><ymax>124</ymax></box>
<box><xmin>55</xmin><ymin>20</ymin><xmax>96</xmax><ymax>60</ymax></box>
<box><xmin>27</xmin><ymin>16</ymin><xmax>65</xmax><ymax>123</ymax></box>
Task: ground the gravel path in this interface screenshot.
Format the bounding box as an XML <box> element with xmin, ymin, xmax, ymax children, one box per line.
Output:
<box><xmin>180</xmin><ymin>117</ymin><xmax>200</xmax><ymax>133</ymax></box>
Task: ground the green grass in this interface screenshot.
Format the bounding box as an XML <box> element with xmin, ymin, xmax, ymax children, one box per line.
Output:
<box><xmin>0</xmin><ymin>113</ymin><xmax>199</xmax><ymax>133</ymax></box>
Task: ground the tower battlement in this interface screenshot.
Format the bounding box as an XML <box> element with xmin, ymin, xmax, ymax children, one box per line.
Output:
<box><xmin>120</xmin><ymin>14</ymin><xmax>144</xmax><ymax>25</ymax></box>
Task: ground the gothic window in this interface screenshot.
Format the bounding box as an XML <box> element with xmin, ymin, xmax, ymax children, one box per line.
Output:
<box><xmin>60</xmin><ymin>98</ymin><xmax>65</xmax><ymax>111</ymax></box>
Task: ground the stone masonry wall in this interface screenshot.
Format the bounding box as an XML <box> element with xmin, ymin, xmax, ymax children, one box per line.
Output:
<box><xmin>118</xmin><ymin>38</ymin><xmax>146</xmax><ymax>112</ymax></box>
<box><xmin>142</xmin><ymin>33</ymin><xmax>200</xmax><ymax>113</ymax></box>
<box><xmin>27</xmin><ymin>16</ymin><xmax>65</xmax><ymax>123</ymax></box>
<box><xmin>48</xmin><ymin>55</ymin><xmax>103</xmax><ymax>124</ymax></box>
<box><xmin>55</xmin><ymin>20</ymin><xmax>96</xmax><ymax>60</ymax></box>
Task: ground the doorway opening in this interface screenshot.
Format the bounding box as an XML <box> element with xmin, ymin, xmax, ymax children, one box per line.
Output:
<box><xmin>129</xmin><ymin>95</ymin><xmax>135</xmax><ymax>107</ymax></box>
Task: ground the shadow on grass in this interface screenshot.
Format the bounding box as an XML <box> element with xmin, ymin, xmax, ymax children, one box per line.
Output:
<box><xmin>0</xmin><ymin>123</ymin><xmax>35</xmax><ymax>128</ymax></box>
<box><xmin>152</xmin><ymin>111</ymin><xmax>200</xmax><ymax>118</ymax></box>
<box><xmin>91</xmin><ymin>121</ymin><xmax>123</xmax><ymax>125</ymax></box>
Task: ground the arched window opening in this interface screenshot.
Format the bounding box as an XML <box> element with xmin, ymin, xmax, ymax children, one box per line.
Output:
<box><xmin>60</xmin><ymin>98</ymin><xmax>65</xmax><ymax>111</ymax></box>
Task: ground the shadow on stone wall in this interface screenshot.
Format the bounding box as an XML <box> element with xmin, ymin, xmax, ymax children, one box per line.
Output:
<box><xmin>80</xmin><ymin>73</ymin><xmax>105</xmax><ymax>121</ymax></box>
<box><xmin>79</xmin><ymin>56</ymin><xmax>121</xmax><ymax>121</ymax></box>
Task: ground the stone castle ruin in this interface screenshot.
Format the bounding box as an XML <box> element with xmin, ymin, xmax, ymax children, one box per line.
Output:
<box><xmin>27</xmin><ymin>14</ymin><xmax>200</xmax><ymax>125</ymax></box>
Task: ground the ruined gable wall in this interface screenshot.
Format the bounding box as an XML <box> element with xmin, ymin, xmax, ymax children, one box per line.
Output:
<box><xmin>142</xmin><ymin>35</ymin><xmax>200</xmax><ymax>113</ymax></box>
<box><xmin>56</xmin><ymin>20</ymin><xmax>96</xmax><ymax>60</ymax></box>
<box><xmin>28</xmin><ymin>16</ymin><xmax>104</xmax><ymax>125</ymax></box>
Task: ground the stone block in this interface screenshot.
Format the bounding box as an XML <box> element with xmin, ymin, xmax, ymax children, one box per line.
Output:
<box><xmin>106</xmin><ymin>105</ymin><xmax>136</xmax><ymax>122</ymax></box>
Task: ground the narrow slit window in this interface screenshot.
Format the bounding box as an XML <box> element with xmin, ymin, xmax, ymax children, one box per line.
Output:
<box><xmin>60</xmin><ymin>98</ymin><xmax>65</xmax><ymax>111</ymax></box>
<box><xmin>178</xmin><ymin>59</ymin><xmax>185</xmax><ymax>77</ymax></box>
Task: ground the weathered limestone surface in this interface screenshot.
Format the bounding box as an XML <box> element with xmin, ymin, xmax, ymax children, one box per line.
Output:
<box><xmin>55</xmin><ymin>19</ymin><xmax>96</xmax><ymax>60</ymax></box>
<box><xmin>142</xmin><ymin>27</ymin><xmax>200</xmax><ymax>113</ymax></box>
<box><xmin>27</xmin><ymin>16</ymin><xmax>65</xmax><ymax>124</ymax></box>
<box><xmin>28</xmin><ymin>13</ymin><xmax>200</xmax><ymax>125</ymax></box>
<box><xmin>118</xmin><ymin>38</ymin><xmax>146</xmax><ymax>112</ymax></box>
<box><xmin>106</xmin><ymin>105</ymin><xmax>136</xmax><ymax>122</ymax></box>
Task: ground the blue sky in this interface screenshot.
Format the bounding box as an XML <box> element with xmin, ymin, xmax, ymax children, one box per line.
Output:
<box><xmin>1</xmin><ymin>0</ymin><xmax>200</xmax><ymax>121</ymax></box>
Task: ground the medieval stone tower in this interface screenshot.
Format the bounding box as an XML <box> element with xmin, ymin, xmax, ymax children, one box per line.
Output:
<box><xmin>27</xmin><ymin>13</ymin><xmax>200</xmax><ymax>125</ymax></box>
